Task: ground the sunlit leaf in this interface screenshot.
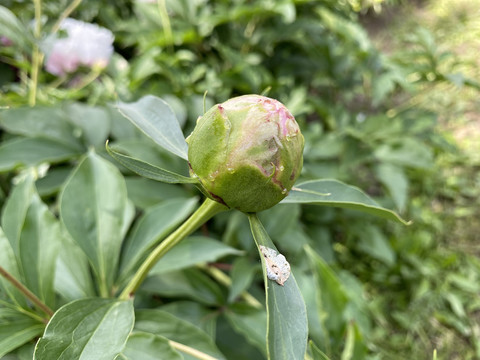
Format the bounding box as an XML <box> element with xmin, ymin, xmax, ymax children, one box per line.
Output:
<box><xmin>34</xmin><ymin>298</ymin><xmax>134</xmax><ymax>360</ymax></box>
<box><xmin>116</xmin><ymin>96</ymin><xmax>188</xmax><ymax>160</ymax></box>
<box><xmin>282</xmin><ymin>179</ymin><xmax>410</xmax><ymax>225</ymax></box>
<box><xmin>106</xmin><ymin>142</ymin><xmax>196</xmax><ymax>184</ymax></box>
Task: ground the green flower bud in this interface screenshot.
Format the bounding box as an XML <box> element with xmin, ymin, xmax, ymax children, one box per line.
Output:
<box><xmin>186</xmin><ymin>95</ymin><xmax>304</xmax><ymax>213</ymax></box>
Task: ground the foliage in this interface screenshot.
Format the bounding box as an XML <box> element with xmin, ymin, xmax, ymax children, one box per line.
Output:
<box><xmin>0</xmin><ymin>0</ymin><xmax>479</xmax><ymax>359</ymax></box>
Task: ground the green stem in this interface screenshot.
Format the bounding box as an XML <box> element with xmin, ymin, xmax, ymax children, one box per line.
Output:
<box><xmin>119</xmin><ymin>198</ymin><xmax>227</xmax><ymax>300</ymax></box>
<box><xmin>157</xmin><ymin>0</ymin><xmax>173</xmax><ymax>48</ymax></box>
<box><xmin>169</xmin><ymin>340</ymin><xmax>218</xmax><ymax>360</ymax></box>
<box><xmin>0</xmin><ymin>265</ymin><xmax>54</xmax><ymax>318</ymax></box>
<box><xmin>201</xmin><ymin>265</ymin><xmax>262</xmax><ymax>309</ymax></box>
<box><xmin>0</xmin><ymin>299</ymin><xmax>47</xmax><ymax>324</ymax></box>
<box><xmin>52</xmin><ymin>0</ymin><xmax>83</xmax><ymax>34</ymax></box>
<box><xmin>29</xmin><ymin>0</ymin><xmax>43</xmax><ymax>106</ymax></box>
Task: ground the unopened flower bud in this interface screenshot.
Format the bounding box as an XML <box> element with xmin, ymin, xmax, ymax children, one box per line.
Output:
<box><xmin>186</xmin><ymin>95</ymin><xmax>304</xmax><ymax>213</ymax></box>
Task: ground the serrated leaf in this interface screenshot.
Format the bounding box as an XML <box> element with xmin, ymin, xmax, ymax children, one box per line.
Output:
<box><xmin>150</xmin><ymin>236</ymin><xmax>243</xmax><ymax>275</ymax></box>
<box><xmin>34</xmin><ymin>298</ymin><xmax>134</xmax><ymax>360</ymax></box>
<box><xmin>248</xmin><ymin>214</ymin><xmax>308</xmax><ymax>360</ymax></box>
<box><xmin>119</xmin><ymin>332</ymin><xmax>182</xmax><ymax>360</ymax></box>
<box><xmin>282</xmin><ymin>179</ymin><xmax>409</xmax><ymax>225</ymax></box>
<box><xmin>118</xmin><ymin>198</ymin><xmax>199</xmax><ymax>284</ymax></box>
<box><xmin>116</xmin><ymin>96</ymin><xmax>188</xmax><ymax>160</ymax></box>
<box><xmin>60</xmin><ymin>151</ymin><xmax>128</xmax><ymax>296</ymax></box>
<box><xmin>106</xmin><ymin>142</ymin><xmax>196</xmax><ymax>184</ymax></box>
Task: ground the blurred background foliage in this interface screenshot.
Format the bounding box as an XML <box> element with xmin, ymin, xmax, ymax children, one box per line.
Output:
<box><xmin>1</xmin><ymin>0</ymin><xmax>479</xmax><ymax>359</ymax></box>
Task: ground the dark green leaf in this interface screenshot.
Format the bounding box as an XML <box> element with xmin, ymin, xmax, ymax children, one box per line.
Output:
<box><xmin>0</xmin><ymin>106</ymin><xmax>83</xmax><ymax>151</ymax></box>
<box><xmin>224</xmin><ymin>307</ymin><xmax>267</xmax><ymax>355</ymax></box>
<box><xmin>374</xmin><ymin>138</ymin><xmax>433</xmax><ymax>169</ymax></box>
<box><xmin>106</xmin><ymin>142</ymin><xmax>196</xmax><ymax>184</ymax></box>
<box><xmin>228</xmin><ymin>257</ymin><xmax>258</xmax><ymax>303</ymax></box>
<box><xmin>118</xmin><ymin>198</ymin><xmax>199</xmax><ymax>284</ymax></box>
<box><xmin>135</xmin><ymin>309</ymin><xmax>225</xmax><ymax>360</ymax></box>
<box><xmin>142</xmin><ymin>268</ymin><xmax>225</xmax><ymax>306</ymax></box>
<box><xmin>0</xmin><ymin>137</ymin><xmax>80</xmax><ymax>173</ymax></box>
<box><xmin>60</xmin><ymin>151</ymin><xmax>128</xmax><ymax>296</ymax></box>
<box><xmin>282</xmin><ymin>179</ymin><xmax>410</xmax><ymax>225</ymax></box>
<box><xmin>120</xmin><ymin>332</ymin><xmax>182</xmax><ymax>360</ymax></box>
<box><xmin>125</xmin><ymin>177</ymin><xmax>191</xmax><ymax>208</ymax></box>
<box><xmin>0</xmin><ymin>228</ymin><xmax>27</xmax><ymax>307</ymax></box>
<box><xmin>305</xmin><ymin>246</ymin><xmax>348</xmax><ymax>338</ymax></box>
<box><xmin>116</xmin><ymin>96</ymin><xmax>188</xmax><ymax>160</ymax></box>
<box><xmin>375</xmin><ymin>163</ymin><xmax>408</xmax><ymax>213</ymax></box>
<box><xmin>36</xmin><ymin>168</ymin><xmax>71</xmax><ymax>197</ymax></box>
<box><xmin>150</xmin><ymin>236</ymin><xmax>243</xmax><ymax>275</ymax></box>
<box><xmin>341</xmin><ymin>322</ymin><xmax>367</xmax><ymax>360</ymax></box>
<box><xmin>2</xmin><ymin>175</ymin><xmax>61</xmax><ymax>307</ymax></box>
<box><xmin>248</xmin><ymin>214</ymin><xmax>308</xmax><ymax>360</ymax></box>
<box><xmin>356</xmin><ymin>225</ymin><xmax>396</xmax><ymax>266</ymax></box>
<box><xmin>34</xmin><ymin>298</ymin><xmax>134</xmax><ymax>360</ymax></box>
<box><xmin>54</xmin><ymin>230</ymin><xmax>96</xmax><ymax>302</ymax></box>
<box><xmin>64</xmin><ymin>103</ymin><xmax>111</xmax><ymax>148</ymax></box>
<box><xmin>0</xmin><ymin>314</ymin><xmax>44</xmax><ymax>358</ymax></box>
<box><xmin>310</xmin><ymin>341</ymin><xmax>332</xmax><ymax>360</ymax></box>
<box><xmin>0</xmin><ymin>5</ymin><xmax>32</xmax><ymax>51</ymax></box>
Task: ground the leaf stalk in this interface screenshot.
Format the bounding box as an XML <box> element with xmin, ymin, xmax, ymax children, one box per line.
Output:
<box><xmin>118</xmin><ymin>198</ymin><xmax>227</xmax><ymax>300</ymax></box>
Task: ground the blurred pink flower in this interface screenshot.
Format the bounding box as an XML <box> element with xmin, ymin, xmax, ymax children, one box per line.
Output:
<box><xmin>1</xmin><ymin>36</ymin><xmax>13</xmax><ymax>46</ymax></box>
<box><xmin>44</xmin><ymin>18</ymin><xmax>114</xmax><ymax>76</ymax></box>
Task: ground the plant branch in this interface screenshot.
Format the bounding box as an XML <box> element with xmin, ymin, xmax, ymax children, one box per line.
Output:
<box><xmin>201</xmin><ymin>264</ymin><xmax>262</xmax><ymax>309</ymax></box>
<box><xmin>29</xmin><ymin>0</ymin><xmax>44</xmax><ymax>106</ymax></box>
<box><xmin>0</xmin><ymin>265</ymin><xmax>54</xmax><ymax>318</ymax></box>
<box><xmin>169</xmin><ymin>340</ymin><xmax>218</xmax><ymax>360</ymax></box>
<box><xmin>157</xmin><ymin>0</ymin><xmax>173</xmax><ymax>48</ymax></box>
<box><xmin>118</xmin><ymin>198</ymin><xmax>227</xmax><ymax>300</ymax></box>
<box><xmin>52</xmin><ymin>0</ymin><xmax>83</xmax><ymax>34</ymax></box>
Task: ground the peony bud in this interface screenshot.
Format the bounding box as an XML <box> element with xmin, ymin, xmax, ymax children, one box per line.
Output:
<box><xmin>186</xmin><ymin>95</ymin><xmax>304</xmax><ymax>213</ymax></box>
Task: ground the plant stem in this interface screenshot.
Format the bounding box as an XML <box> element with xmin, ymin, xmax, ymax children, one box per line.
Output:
<box><xmin>169</xmin><ymin>340</ymin><xmax>218</xmax><ymax>360</ymax></box>
<box><xmin>52</xmin><ymin>0</ymin><xmax>83</xmax><ymax>34</ymax></box>
<box><xmin>157</xmin><ymin>0</ymin><xmax>173</xmax><ymax>48</ymax></box>
<box><xmin>0</xmin><ymin>265</ymin><xmax>54</xmax><ymax>318</ymax></box>
<box><xmin>201</xmin><ymin>265</ymin><xmax>262</xmax><ymax>309</ymax></box>
<box><xmin>29</xmin><ymin>0</ymin><xmax>43</xmax><ymax>106</ymax></box>
<box><xmin>119</xmin><ymin>198</ymin><xmax>227</xmax><ymax>300</ymax></box>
